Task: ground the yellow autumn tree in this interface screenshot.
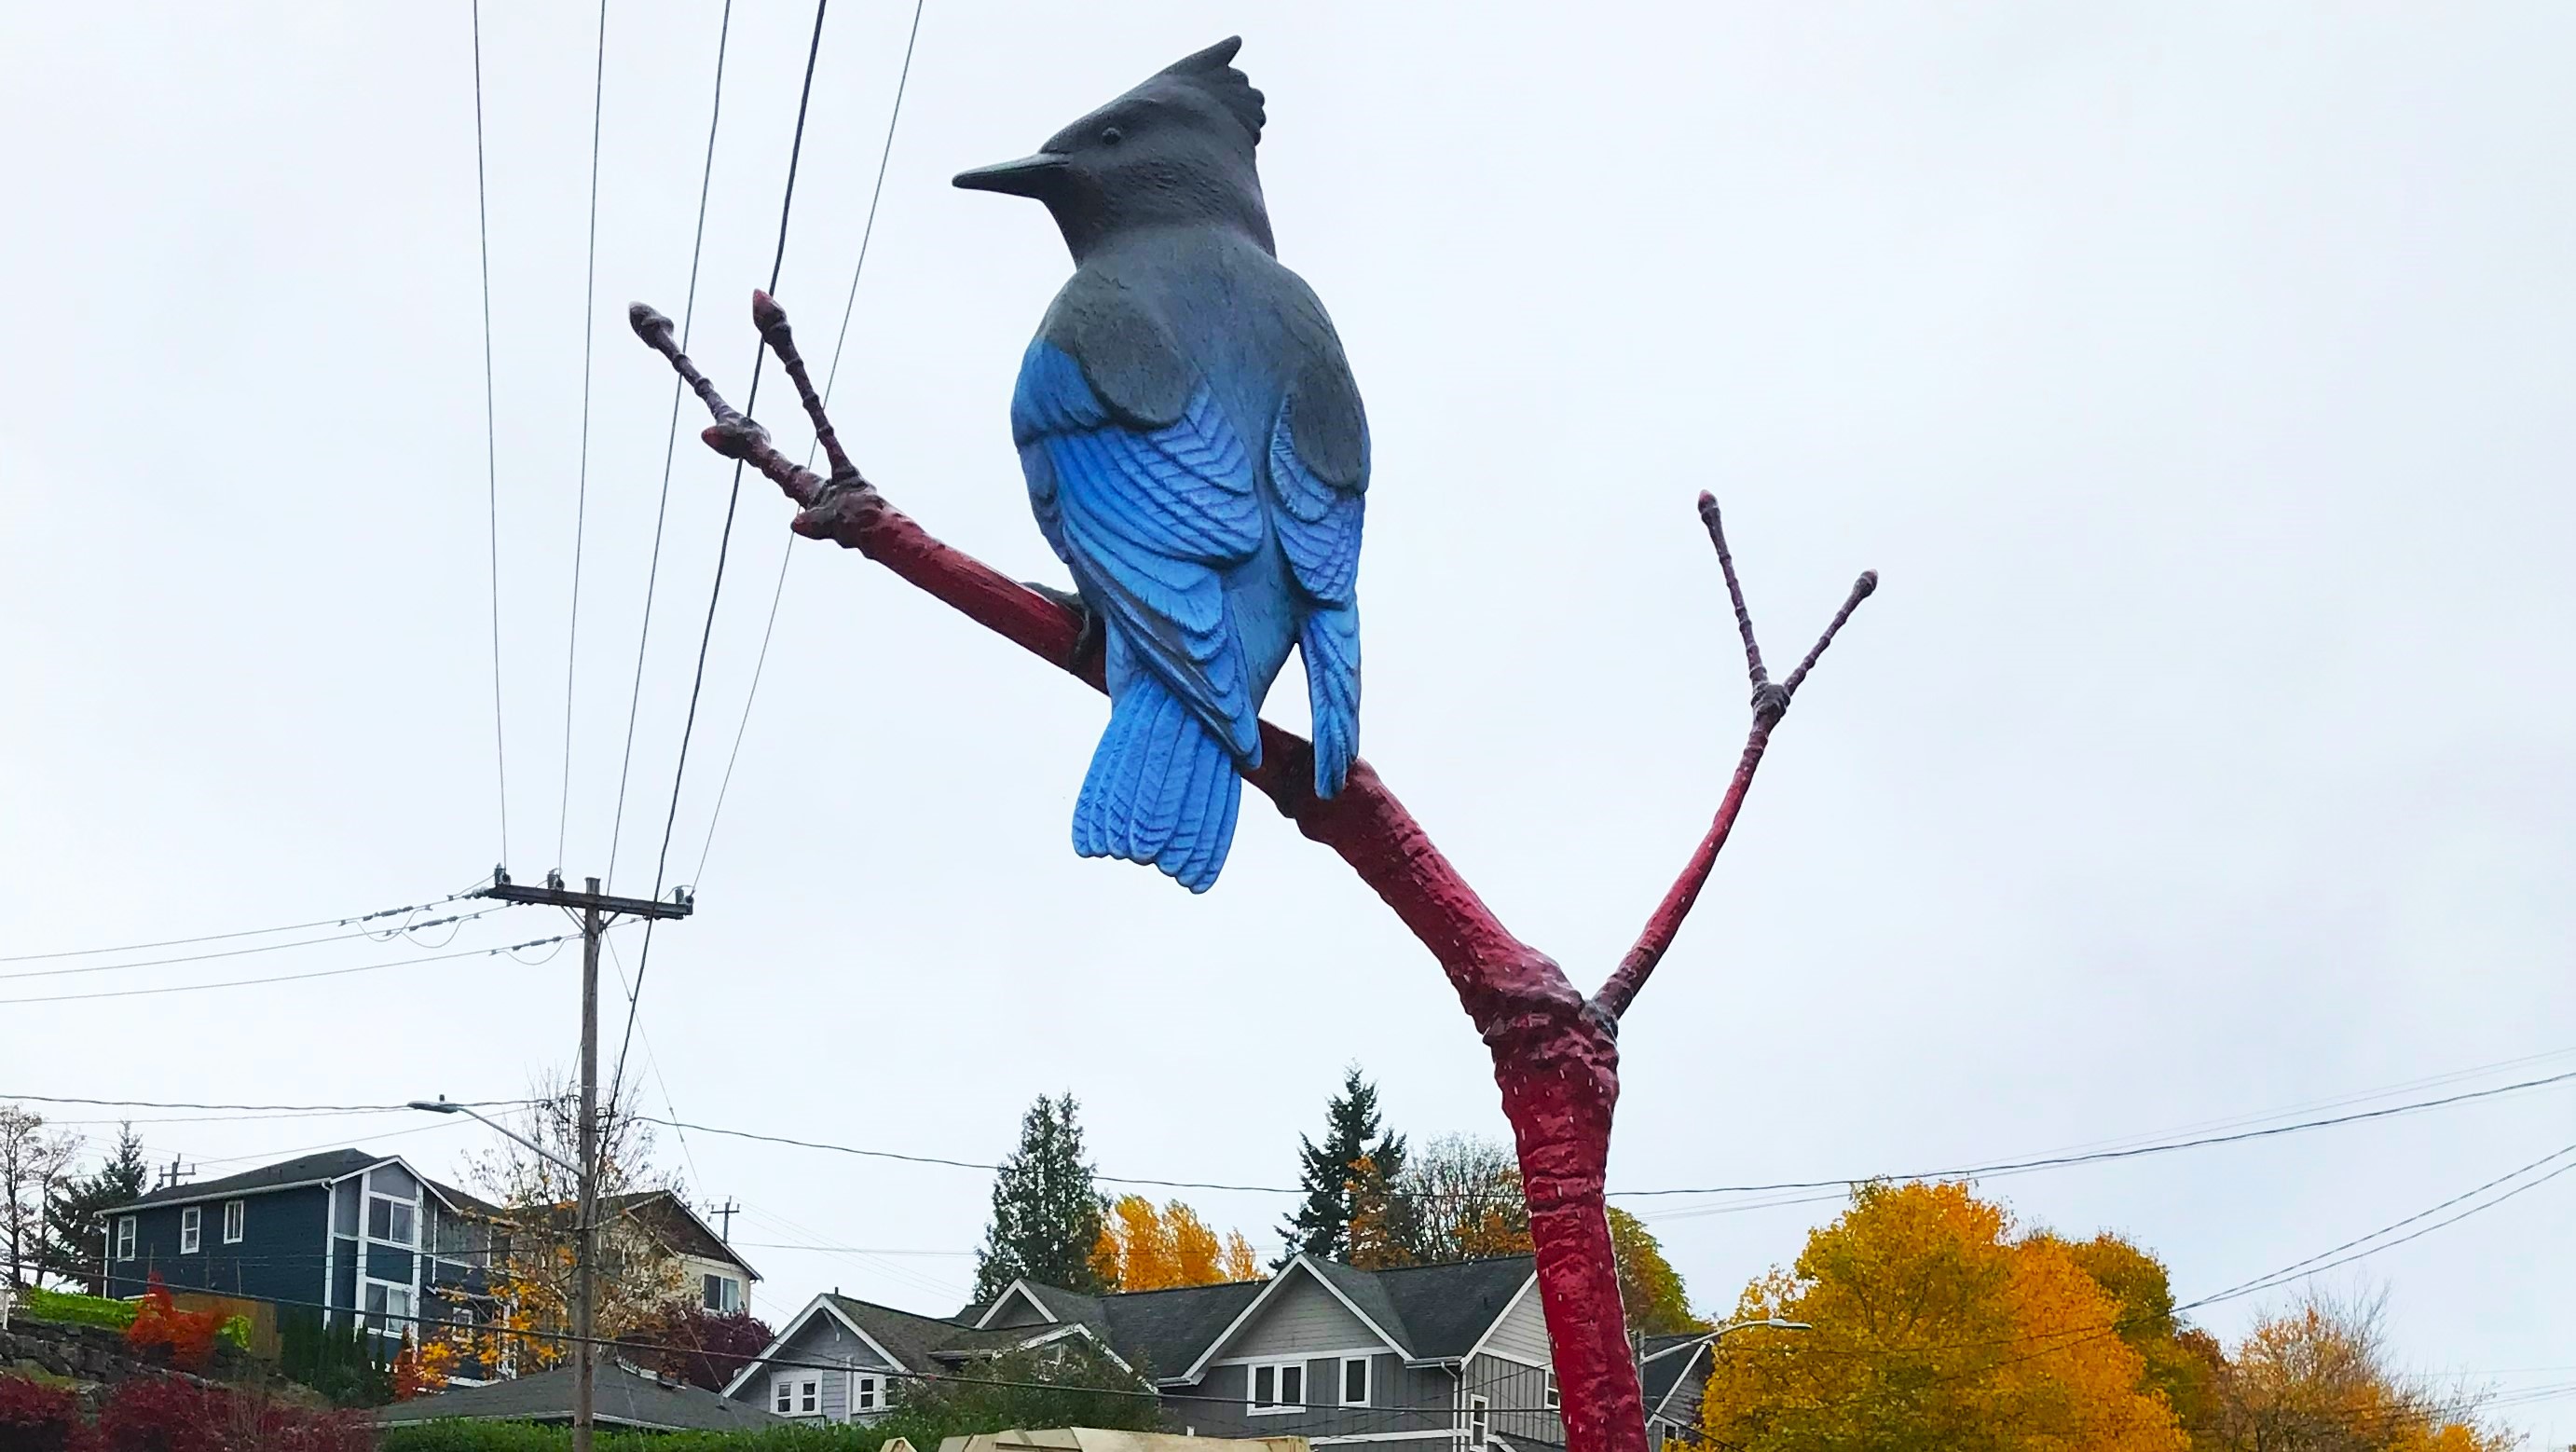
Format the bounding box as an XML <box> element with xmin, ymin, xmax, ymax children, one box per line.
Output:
<box><xmin>1094</xmin><ymin>1195</ymin><xmax>1267</xmax><ymax>1290</ymax></box>
<box><xmin>1700</xmin><ymin>1181</ymin><xmax>2189</xmax><ymax>1452</ymax></box>
<box><xmin>2205</xmin><ymin>1293</ymin><xmax>2513</xmax><ymax>1452</ymax></box>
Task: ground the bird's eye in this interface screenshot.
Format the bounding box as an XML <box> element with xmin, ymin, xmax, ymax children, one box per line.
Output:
<box><xmin>1100</xmin><ymin>125</ymin><xmax>1125</xmax><ymax>146</ymax></box>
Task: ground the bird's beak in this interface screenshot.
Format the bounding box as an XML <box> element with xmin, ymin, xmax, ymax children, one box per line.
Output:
<box><xmin>952</xmin><ymin>151</ymin><xmax>1069</xmax><ymax>199</ymax></box>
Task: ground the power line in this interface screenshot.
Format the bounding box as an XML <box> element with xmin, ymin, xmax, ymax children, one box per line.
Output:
<box><xmin>636</xmin><ymin>1062</ymin><xmax>2576</xmax><ymax>1203</ymax></box>
<box><xmin>606</xmin><ymin>0</ymin><xmax>737</xmax><ymax>894</ymax></box>
<box><xmin>0</xmin><ymin>1094</ymin><xmax>532</xmax><ymax>1115</ymax></box>
<box><xmin>614</xmin><ymin>0</ymin><xmax>833</xmax><ymax>1106</ymax></box>
<box><xmin>692</xmin><ymin>0</ymin><xmax>927</xmax><ymax>888</ymax></box>
<box><xmin>0</xmin><ymin>908</ymin><xmax>504</xmax><ymax>982</ymax></box>
<box><xmin>470</xmin><ymin>0</ymin><xmax>510</xmax><ymax>866</ymax></box>
<box><xmin>0</xmin><ymin>935</ymin><xmax>575</xmax><ymax>1007</ymax></box>
<box><xmin>2184</xmin><ymin>1139</ymin><xmax>2576</xmax><ymax>1309</ymax></box>
<box><xmin>0</xmin><ymin>888</ymin><xmax>485</xmax><ymax>964</ymax></box>
<box><xmin>555</xmin><ymin>0</ymin><xmax>612</xmax><ymax>874</ymax></box>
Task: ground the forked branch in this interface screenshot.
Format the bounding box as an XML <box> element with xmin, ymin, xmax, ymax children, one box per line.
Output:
<box><xmin>1591</xmin><ymin>496</ymin><xmax>1876</xmax><ymax>1021</ymax></box>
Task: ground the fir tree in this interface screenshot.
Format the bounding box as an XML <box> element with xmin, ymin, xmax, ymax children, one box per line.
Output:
<box><xmin>974</xmin><ymin>1094</ymin><xmax>1108</xmax><ymax>1302</ymax></box>
<box><xmin>41</xmin><ymin>1123</ymin><xmax>148</xmax><ymax>1293</ymax></box>
<box><xmin>1280</xmin><ymin>1066</ymin><xmax>1408</xmax><ymax>1263</ymax></box>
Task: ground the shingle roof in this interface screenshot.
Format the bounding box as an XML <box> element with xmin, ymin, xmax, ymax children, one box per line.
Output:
<box><xmin>376</xmin><ymin>1363</ymin><xmax>782</xmax><ymax>1430</ymax></box>
<box><xmin>600</xmin><ymin>1191</ymin><xmax>759</xmax><ymax>1279</ymax></box>
<box><xmin>827</xmin><ymin>1294</ymin><xmax>1035</xmax><ymax>1371</ymax></box>
<box><xmin>1640</xmin><ymin>1335</ymin><xmax>1710</xmax><ymax>1408</ymax></box>
<box><xmin>987</xmin><ymin>1256</ymin><xmax>1535</xmax><ymax>1376</ymax></box>
<box><xmin>1363</xmin><ymin>1255</ymin><xmax>1537</xmax><ymax>1359</ymax></box>
<box><xmin>1103</xmin><ymin>1279</ymin><xmax>1267</xmax><ymax>1381</ymax></box>
<box><xmin>113</xmin><ymin>1148</ymin><xmax>382</xmax><ymax>1211</ymax></box>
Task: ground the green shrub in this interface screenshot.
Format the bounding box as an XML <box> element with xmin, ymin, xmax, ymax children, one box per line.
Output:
<box><xmin>20</xmin><ymin>1284</ymin><xmax>138</xmax><ymax>1332</ymax></box>
<box><xmin>217</xmin><ymin>1314</ymin><xmax>253</xmax><ymax>1351</ymax></box>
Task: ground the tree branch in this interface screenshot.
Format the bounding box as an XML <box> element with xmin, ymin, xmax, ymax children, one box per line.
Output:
<box><xmin>1590</xmin><ymin>494</ymin><xmax>1875</xmax><ymax>1021</ymax></box>
<box><xmin>631</xmin><ymin>295</ymin><xmax>1550</xmax><ymax>1015</ymax></box>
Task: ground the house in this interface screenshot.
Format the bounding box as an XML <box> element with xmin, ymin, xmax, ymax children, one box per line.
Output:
<box><xmin>596</xmin><ymin>1190</ymin><xmax>760</xmax><ymax>1317</ymax></box>
<box><xmin>376</xmin><ymin>1361</ymin><xmax>782</xmax><ymax>1431</ymax></box>
<box><xmin>723</xmin><ymin>1253</ymin><xmax>1587</xmax><ymax>1451</ymax></box>
<box><xmin>100</xmin><ymin>1147</ymin><xmax>759</xmax><ymax>1353</ymax></box>
<box><xmin>1637</xmin><ymin>1335</ymin><xmax>1715</xmax><ymax>1450</ymax></box>
<box><xmin>103</xmin><ymin>1148</ymin><xmax>502</xmax><ymax>1349</ymax></box>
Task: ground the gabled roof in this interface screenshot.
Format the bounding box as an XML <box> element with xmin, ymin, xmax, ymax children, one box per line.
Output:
<box><xmin>1374</xmin><ymin>1255</ymin><xmax>1538</xmax><ymax>1360</ymax></box>
<box><xmin>718</xmin><ymin>1291</ymin><xmax>1067</xmax><ymax>1400</ymax></box>
<box><xmin>109</xmin><ymin>1147</ymin><xmax>499</xmax><ymax>1215</ymax></box>
<box><xmin>1170</xmin><ymin>1254</ymin><xmax>1536</xmax><ymax>1382</ymax></box>
<box><xmin>1641</xmin><ymin>1333</ymin><xmax>1714</xmax><ymax>1418</ymax></box>
<box><xmin>600</xmin><ymin>1190</ymin><xmax>760</xmax><ymax>1281</ymax></box>
<box><xmin>377</xmin><ymin>1362</ymin><xmax>779</xmax><ymax>1431</ymax></box>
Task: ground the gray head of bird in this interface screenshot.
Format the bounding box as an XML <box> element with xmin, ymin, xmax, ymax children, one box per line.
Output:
<box><xmin>953</xmin><ymin>36</ymin><xmax>1274</xmax><ymax>261</ymax></box>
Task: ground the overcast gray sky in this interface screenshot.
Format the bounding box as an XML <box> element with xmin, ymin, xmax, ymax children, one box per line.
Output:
<box><xmin>5</xmin><ymin>1</ymin><xmax>2571</xmax><ymax>1439</ymax></box>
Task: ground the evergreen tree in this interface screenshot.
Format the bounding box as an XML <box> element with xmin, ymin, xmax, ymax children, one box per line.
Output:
<box><xmin>1280</xmin><ymin>1066</ymin><xmax>1407</xmax><ymax>1263</ymax></box>
<box><xmin>974</xmin><ymin>1094</ymin><xmax>1107</xmax><ymax>1302</ymax></box>
<box><xmin>40</xmin><ymin>1122</ymin><xmax>145</xmax><ymax>1293</ymax></box>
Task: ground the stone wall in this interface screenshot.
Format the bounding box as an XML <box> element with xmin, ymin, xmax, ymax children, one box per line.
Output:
<box><xmin>0</xmin><ymin>1317</ymin><xmax>248</xmax><ymax>1387</ymax></box>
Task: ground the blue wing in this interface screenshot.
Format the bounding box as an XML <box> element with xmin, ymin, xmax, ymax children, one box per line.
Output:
<box><xmin>1012</xmin><ymin>339</ymin><xmax>1265</xmax><ymax>763</ymax></box>
<box><xmin>1267</xmin><ymin>360</ymin><xmax>1369</xmax><ymax>798</ymax></box>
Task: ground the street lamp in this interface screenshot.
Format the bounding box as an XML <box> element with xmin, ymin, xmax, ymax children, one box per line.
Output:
<box><xmin>408</xmin><ymin>1095</ymin><xmax>593</xmax><ymax>1441</ymax></box>
<box><xmin>406</xmin><ymin>1099</ymin><xmax>577</xmax><ymax>1176</ymax></box>
<box><xmin>1710</xmin><ymin>1317</ymin><xmax>1812</xmax><ymax>1338</ymax></box>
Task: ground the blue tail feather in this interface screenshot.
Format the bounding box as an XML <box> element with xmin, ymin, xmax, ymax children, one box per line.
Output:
<box><xmin>1300</xmin><ymin>602</ymin><xmax>1362</xmax><ymax>799</ymax></box>
<box><xmin>1074</xmin><ymin>675</ymin><xmax>1242</xmax><ymax>892</ymax></box>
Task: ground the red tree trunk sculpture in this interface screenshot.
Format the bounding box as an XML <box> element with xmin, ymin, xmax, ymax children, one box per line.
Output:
<box><xmin>633</xmin><ymin>295</ymin><xmax>1875</xmax><ymax>1452</ymax></box>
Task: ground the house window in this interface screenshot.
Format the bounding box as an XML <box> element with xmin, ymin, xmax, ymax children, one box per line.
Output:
<box><xmin>115</xmin><ymin>1216</ymin><xmax>137</xmax><ymax>1262</ymax></box>
<box><xmin>854</xmin><ymin>1374</ymin><xmax>882</xmax><ymax>1412</ymax></box>
<box><xmin>702</xmin><ymin>1272</ymin><xmax>743</xmax><ymax>1313</ymax></box>
<box><xmin>1468</xmin><ymin>1394</ymin><xmax>1491</xmax><ymax>1448</ymax></box>
<box><xmin>1250</xmin><ymin>1362</ymin><xmax>1306</xmax><ymax>1412</ymax></box>
<box><xmin>1545</xmin><ymin>1370</ymin><xmax>1560</xmax><ymax>1409</ymax></box>
<box><xmin>773</xmin><ymin>1375</ymin><xmax>819</xmax><ymax>1416</ymax></box>
<box><xmin>366</xmin><ymin>1195</ymin><xmax>416</xmax><ymax>1247</ymax></box>
<box><xmin>179</xmin><ymin>1207</ymin><xmax>201</xmax><ymax>1254</ymax></box>
<box><xmin>1656</xmin><ymin>1420</ymin><xmax>1683</xmax><ymax>1451</ymax></box>
<box><xmin>222</xmin><ymin>1199</ymin><xmax>245</xmax><ymax>1244</ymax></box>
<box><xmin>1342</xmin><ymin>1356</ymin><xmax>1371</xmax><ymax>1406</ymax></box>
<box><xmin>363</xmin><ymin>1283</ymin><xmax>414</xmax><ymax>1333</ymax></box>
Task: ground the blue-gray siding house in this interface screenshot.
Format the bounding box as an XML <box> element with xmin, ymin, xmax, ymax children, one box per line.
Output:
<box><xmin>723</xmin><ymin>1254</ymin><xmax>1614</xmax><ymax>1452</ymax></box>
<box><xmin>104</xmin><ymin>1147</ymin><xmax>503</xmax><ymax>1351</ymax></box>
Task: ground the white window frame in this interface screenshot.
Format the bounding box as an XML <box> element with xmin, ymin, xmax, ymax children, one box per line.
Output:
<box><xmin>366</xmin><ymin>1193</ymin><xmax>417</xmax><ymax>1248</ymax></box>
<box><xmin>1468</xmin><ymin>1393</ymin><xmax>1491</xmax><ymax>1448</ymax></box>
<box><xmin>222</xmin><ymin>1199</ymin><xmax>245</xmax><ymax>1245</ymax></box>
<box><xmin>363</xmin><ymin>1281</ymin><xmax>415</xmax><ymax>1335</ymax></box>
<box><xmin>1544</xmin><ymin>1370</ymin><xmax>1560</xmax><ymax>1409</ymax></box>
<box><xmin>1248</xmin><ymin>1360</ymin><xmax>1308</xmax><ymax>1414</ymax></box>
<box><xmin>703</xmin><ymin>1272</ymin><xmax>743</xmax><ymax>1314</ymax></box>
<box><xmin>115</xmin><ymin>1216</ymin><xmax>136</xmax><ymax>1262</ymax></box>
<box><xmin>179</xmin><ymin>1206</ymin><xmax>201</xmax><ymax>1254</ymax></box>
<box><xmin>853</xmin><ymin>1372</ymin><xmax>883</xmax><ymax>1413</ymax></box>
<box><xmin>772</xmin><ymin>1374</ymin><xmax>821</xmax><ymax>1417</ymax></box>
<box><xmin>1341</xmin><ymin>1355</ymin><xmax>1372</xmax><ymax>1407</ymax></box>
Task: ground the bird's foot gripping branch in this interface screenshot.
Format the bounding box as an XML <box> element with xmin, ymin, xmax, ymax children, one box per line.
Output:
<box><xmin>630</xmin><ymin>292</ymin><xmax>1875</xmax><ymax>1452</ymax></box>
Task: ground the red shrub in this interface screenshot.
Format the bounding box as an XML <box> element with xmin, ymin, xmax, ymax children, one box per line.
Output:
<box><xmin>121</xmin><ymin>1278</ymin><xmax>222</xmax><ymax>1372</ymax></box>
<box><xmin>0</xmin><ymin>1375</ymin><xmax>95</xmax><ymax>1452</ymax></box>
<box><xmin>95</xmin><ymin>1378</ymin><xmax>369</xmax><ymax>1452</ymax></box>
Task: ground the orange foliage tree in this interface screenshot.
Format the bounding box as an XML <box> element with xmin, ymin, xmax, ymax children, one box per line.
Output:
<box><xmin>1700</xmin><ymin>1182</ymin><xmax>2191</xmax><ymax>1452</ymax></box>
<box><xmin>1093</xmin><ymin>1195</ymin><xmax>1266</xmax><ymax>1291</ymax></box>
<box><xmin>2206</xmin><ymin>1294</ymin><xmax>2513</xmax><ymax>1452</ymax></box>
<box><xmin>124</xmin><ymin>1273</ymin><xmax>223</xmax><ymax>1370</ymax></box>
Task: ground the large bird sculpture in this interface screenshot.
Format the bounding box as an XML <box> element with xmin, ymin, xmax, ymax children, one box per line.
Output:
<box><xmin>955</xmin><ymin>37</ymin><xmax>1369</xmax><ymax>893</ymax></box>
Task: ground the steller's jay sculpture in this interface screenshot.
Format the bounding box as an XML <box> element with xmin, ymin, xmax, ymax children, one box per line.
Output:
<box><xmin>955</xmin><ymin>37</ymin><xmax>1368</xmax><ymax>894</ymax></box>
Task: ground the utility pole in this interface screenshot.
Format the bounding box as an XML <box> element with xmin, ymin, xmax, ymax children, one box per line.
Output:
<box><xmin>477</xmin><ymin>868</ymin><xmax>692</xmax><ymax>1452</ymax></box>
<box><xmin>712</xmin><ymin>1198</ymin><xmax>741</xmax><ymax>1245</ymax></box>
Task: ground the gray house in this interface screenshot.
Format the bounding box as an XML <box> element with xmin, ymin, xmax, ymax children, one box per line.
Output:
<box><xmin>723</xmin><ymin>1254</ymin><xmax>1583</xmax><ymax>1450</ymax></box>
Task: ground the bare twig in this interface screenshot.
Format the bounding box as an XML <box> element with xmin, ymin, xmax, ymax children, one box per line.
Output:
<box><xmin>1590</xmin><ymin>492</ymin><xmax>1875</xmax><ymax>1021</ymax></box>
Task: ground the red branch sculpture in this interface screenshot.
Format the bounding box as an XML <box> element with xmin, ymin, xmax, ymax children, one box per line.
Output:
<box><xmin>633</xmin><ymin>293</ymin><xmax>1875</xmax><ymax>1452</ymax></box>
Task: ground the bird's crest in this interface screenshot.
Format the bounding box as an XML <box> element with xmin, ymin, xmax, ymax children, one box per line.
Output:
<box><xmin>1158</xmin><ymin>36</ymin><xmax>1266</xmax><ymax>145</ymax></box>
